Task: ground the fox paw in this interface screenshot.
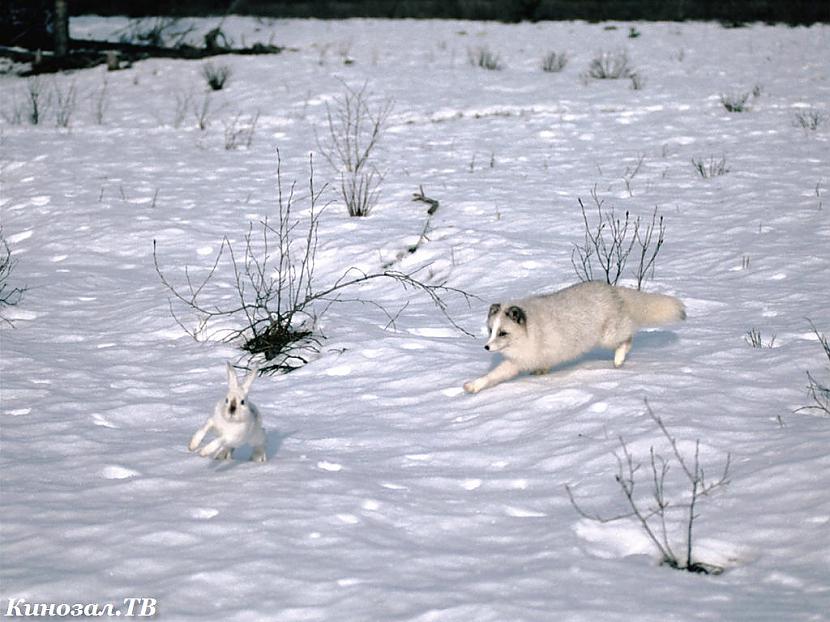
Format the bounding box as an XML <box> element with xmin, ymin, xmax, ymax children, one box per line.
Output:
<box><xmin>463</xmin><ymin>381</ymin><xmax>480</xmax><ymax>394</ymax></box>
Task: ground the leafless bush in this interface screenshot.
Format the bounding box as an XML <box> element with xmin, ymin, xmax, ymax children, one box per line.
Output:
<box><xmin>567</xmin><ymin>401</ymin><xmax>731</xmax><ymax>575</ymax></box>
<box><xmin>587</xmin><ymin>50</ymin><xmax>634</xmax><ymax>79</ymax></box>
<box><xmin>468</xmin><ymin>46</ymin><xmax>503</xmax><ymax>70</ymax></box>
<box><xmin>0</xmin><ymin>230</ymin><xmax>26</xmax><ymax>326</ymax></box>
<box><xmin>25</xmin><ymin>77</ymin><xmax>49</xmax><ymax>125</ymax></box>
<box><xmin>571</xmin><ymin>187</ymin><xmax>665</xmax><ymax>290</ymax></box>
<box><xmin>341</xmin><ymin>168</ymin><xmax>381</xmax><ymax>217</ymax></box>
<box><xmin>1</xmin><ymin>91</ymin><xmax>25</xmax><ymax>125</ymax></box>
<box><xmin>745</xmin><ymin>328</ymin><xmax>776</xmax><ymax>349</ymax></box>
<box><xmin>90</xmin><ymin>78</ymin><xmax>109</xmax><ymax>125</ymax></box>
<box><xmin>691</xmin><ymin>155</ymin><xmax>730</xmax><ymax>178</ymax></box>
<box><xmin>154</xmin><ymin>151</ymin><xmax>472</xmax><ymax>373</ymax></box>
<box><xmin>223</xmin><ymin>111</ymin><xmax>259</xmax><ymax>150</ymax></box>
<box><xmin>172</xmin><ymin>88</ymin><xmax>193</xmax><ymax>128</ymax></box>
<box><xmin>202</xmin><ymin>62</ymin><xmax>232</xmax><ymax>91</ymax></box>
<box><xmin>318</xmin><ymin>83</ymin><xmax>393</xmax><ymax>217</ymax></box>
<box><xmin>793</xmin><ymin>109</ymin><xmax>824</xmax><ymax>131</ymax></box>
<box><xmin>382</xmin><ymin>186</ymin><xmax>440</xmax><ymax>269</ymax></box>
<box><xmin>192</xmin><ymin>92</ymin><xmax>213</xmax><ymax>130</ymax></box>
<box><xmin>541</xmin><ymin>51</ymin><xmax>568</xmax><ymax>73</ymax></box>
<box><xmin>629</xmin><ymin>71</ymin><xmax>646</xmax><ymax>90</ymax></box>
<box><xmin>720</xmin><ymin>92</ymin><xmax>750</xmax><ymax>112</ymax></box>
<box><xmin>797</xmin><ymin>321</ymin><xmax>830</xmax><ymax>416</ymax></box>
<box><xmin>117</xmin><ymin>17</ymin><xmax>194</xmax><ymax>48</ymax></box>
<box><xmin>53</xmin><ymin>78</ymin><xmax>77</xmax><ymax>128</ymax></box>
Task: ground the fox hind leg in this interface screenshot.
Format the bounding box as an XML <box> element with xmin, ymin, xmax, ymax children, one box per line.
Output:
<box><xmin>614</xmin><ymin>337</ymin><xmax>633</xmax><ymax>368</ymax></box>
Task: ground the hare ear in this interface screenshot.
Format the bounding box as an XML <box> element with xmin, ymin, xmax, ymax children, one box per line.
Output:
<box><xmin>241</xmin><ymin>365</ymin><xmax>259</xmax><ymax>393</ymax></box>
<box><xmin>226</xmin><ymin>362</ymin><xmax>239</xmax><ymax>391</ymax></box>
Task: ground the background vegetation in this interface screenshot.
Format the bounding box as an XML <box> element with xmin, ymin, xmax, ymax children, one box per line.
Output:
<box><xmin>66</xmin><ymin>0</ymin><xmax>830</xmax><ymax>24</ymax></box>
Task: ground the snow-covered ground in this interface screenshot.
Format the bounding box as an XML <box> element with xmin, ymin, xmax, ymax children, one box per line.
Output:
<box><xmin>2</xmin><ymin>16</ymin><xmax>829</xmax><ymax>621</ymax></box>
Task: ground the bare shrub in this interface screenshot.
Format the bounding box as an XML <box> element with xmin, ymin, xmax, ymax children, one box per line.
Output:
<box><xmin>567</xmin><ymin>401</ymin><xmax>731</xmax><ymax>575</ymax></box>
<box><xmin>25</xmin><ymin>77</ymin><xmax>49</xmax><ymax>125</ymax></box>
<box><xmin>468</xmin><ymin>46</ymin><xmax>504</xmax><ymax>71</ymax></box>
<box><xmin>318</xmin><ymin>83</ymin><xmax>393</xmax><ymax>217</ymax></box>
<box><xmin>586</xmin><ymin>50</ymin><xmax>634</xmax><ymax>80</ymax></box>
<box><xmin>172</xmin><ymin>88</ymin><xmax>193</xmax><ymax>128</ymax></box>
<box><xmin>629</xmin><ymin>71</ymin><xmax>646</xmax><ymax>90</ymax></box>
<box><xmin>341</xmin><ymin>168</ymin><xmax>381</xmax><ymax>217</ymax></box>
<box><xmin>53</xmin><ymin>78</ymin><xmax>77</xmax><ymax>128</ymax></box>
<box><xmin>117</xmin><ymin>17</ymin><xmax>194</xmax><ymax>48</ymax></box>
<box><xmin>793</xmin><ymin>109</ymin><xmax>824</xmax><ymax>131</ymax></box>
<box><xmin>797</xmin><ymin>321</ymin><xmax>830</xmax><ymax>416</ymax></box>
<box><xmin>571</xmin><ymin>187</ymin><xmax>665</xmax><ymax>290</ymax></box>
<box><xmin>745</xmin><ymin>328</ymin><xmax>776</xmax><ymax>349</ymax></box>
<box><xmin>382</xmin><ymin>186</ymin><xmax>440</xmax><ymax>269</ymax></box>
<box><xmin>223</xmin><ymin>111</ymin><xmax>260</xmax><ymax>150</ymax></box>
<box><xmin>202</xmin><ymin>62</ymin><xmax>232</xmax><ymax>91</ymax></box>
<box><xmin>192</xmin><ymin>92</ymin><xmax>213</xmax><ymax>130</ymax></box>
<box><xmin>720</xmin><ymin>92</ymin><xmax>750</xmax><ymax>112</ymax></box>
<box><xmin>691</xmin><ymin>155</ymin><xmax>730</xmax><ymax>178</ymax></box>
<box><xmin>154</xmin><ymin>151</ymin><xmax>472</xmax><ymax>373</ymax></box>
<box><xmin>91</xmin><ymin>78</ymin><xmax>109</xmax><ymax>125</ymax></box>
<box><xmin>541</xmin><ymin>51</ymin><xmax>568</xmax><ymax>73</ymax></box>
<box><xmin>0</xmin><ymin>230</ymin><xmax>26</xmax><ymax>325</ymax></box>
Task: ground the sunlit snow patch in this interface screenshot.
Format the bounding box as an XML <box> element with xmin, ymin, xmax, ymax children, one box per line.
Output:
<box><xmin>101</xmin><ymin>465</ymin><xmax>140</xmax><ymax>480</ymax></box>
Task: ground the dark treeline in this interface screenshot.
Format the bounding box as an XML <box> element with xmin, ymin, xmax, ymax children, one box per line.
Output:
<box><xmin>69</xmin><ymin>0</ymin><xmax>828</xmax><ymax>24</ymax></box>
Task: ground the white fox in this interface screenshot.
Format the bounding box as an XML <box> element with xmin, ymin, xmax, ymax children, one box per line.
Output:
<box><xmin>188</xmin><ymin>363</ymin><xmax>267</xmax><ymax>462</ymax></box>
<box><xmin>463</xmin><ymin>281</ymin><xmax>686</xmax><ymax>394</ymax></box>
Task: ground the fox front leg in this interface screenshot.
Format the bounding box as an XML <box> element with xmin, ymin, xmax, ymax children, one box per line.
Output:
<box><xmin>613</xmin><ymin>337</ymin><xmax>633</xmax><ymax>368</ymax></box>
<box><xmin>464</xmin><ymin>360</ymin><xmax>521</xmax><ymax>394</ymax></box>
<box><xmin>188</xmin><ymin>419</ymin><xmax>214</xmax><ymax>452</ymax></box>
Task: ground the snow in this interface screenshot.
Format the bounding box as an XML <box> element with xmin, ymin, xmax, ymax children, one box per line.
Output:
<box><xmin>2</xmin><ymin>16</ymin><xmax>830</xmax><ymax>621</ymax></box>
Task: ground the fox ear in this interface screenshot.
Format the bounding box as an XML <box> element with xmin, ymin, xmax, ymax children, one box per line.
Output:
<box><xmin>488</xmin><ymin>303</ymin><xmax>501</xmax><ymax>318</ymax></box>
<box><xmin>506</xmin><ymin>305</ymin><xmax>526</xmax><ymax>326</ymax></box>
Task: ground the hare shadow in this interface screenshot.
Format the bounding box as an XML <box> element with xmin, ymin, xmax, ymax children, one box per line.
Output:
<box><xmin>210</xmin><ymin>428</ymin><xmax>295</xmax><ymax>471</ymax></box>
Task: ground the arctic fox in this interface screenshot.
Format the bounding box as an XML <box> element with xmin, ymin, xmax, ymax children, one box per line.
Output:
<box><xmin>463</xmin><ymin>281</ymin><xmax>686</xmax><ymax>394</ymax></box>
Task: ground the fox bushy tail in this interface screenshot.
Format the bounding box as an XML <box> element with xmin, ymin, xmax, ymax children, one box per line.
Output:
<box><xmin>617</xmin><ymin>287</ymin><xmax>686</xmax><ymax>327</ymax></box>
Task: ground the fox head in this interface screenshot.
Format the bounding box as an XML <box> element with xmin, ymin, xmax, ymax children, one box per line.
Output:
<box><xmin>484</xmin><ymin>303</ymin><xmax>527</xmax><ymax>353</ymax></box>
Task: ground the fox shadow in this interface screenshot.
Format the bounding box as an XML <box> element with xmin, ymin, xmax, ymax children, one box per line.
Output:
<box><xmin>538</xmin><ymin>329</ymin><xmax>681</xmax><ymax>376</ymax></box>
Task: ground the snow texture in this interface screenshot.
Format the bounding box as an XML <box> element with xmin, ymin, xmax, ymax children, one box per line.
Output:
<box><xmin>1</xmin><ymin>17</ymin><xmax>829</xmax><ymax>621</ymax></box>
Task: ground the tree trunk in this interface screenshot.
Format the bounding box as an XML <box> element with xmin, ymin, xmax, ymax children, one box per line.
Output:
<box><xmin>54</xmin><ymin>0</ymin><xmax>69</xmax><ymax>58</ymax></box>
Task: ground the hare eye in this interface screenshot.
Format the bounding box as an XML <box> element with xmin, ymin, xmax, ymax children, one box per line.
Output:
<box><xmin>240</xmin><ymin>399</ymin><xmax>246</xmax><ymax>405</ymax></box>
<box><xmin>225</xmin><ymin>398</ymin><xmax>228</xmax><ymax>404</ymax></box>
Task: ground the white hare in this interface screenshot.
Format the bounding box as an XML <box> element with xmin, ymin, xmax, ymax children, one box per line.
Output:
<box><xmin>188</xmin><ymin>363</ymin><xmax>267</xmax><ymax>462</ymax></box>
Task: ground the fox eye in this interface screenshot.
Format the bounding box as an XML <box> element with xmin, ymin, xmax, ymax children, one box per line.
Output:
<box><xmin>498</xmin><ymin>330</ymin><xmax>508</xmax><ymax>337</ymax></box>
